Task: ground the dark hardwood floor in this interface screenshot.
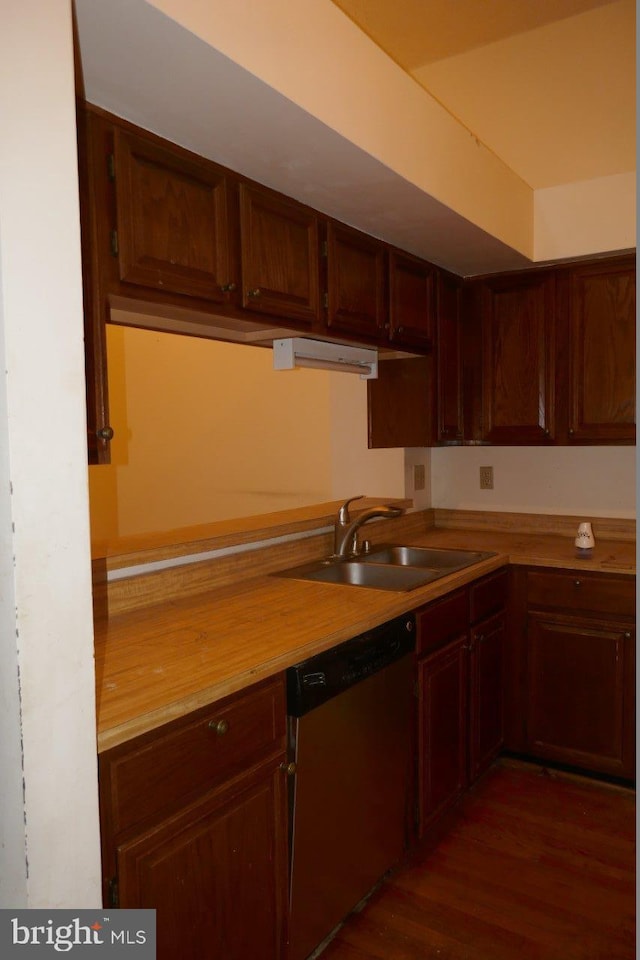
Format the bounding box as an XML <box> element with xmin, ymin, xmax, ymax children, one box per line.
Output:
<box><xmin>319</xmin><ymin>760</ymin><xmax>635</xmax><ymax>960</ymax></box>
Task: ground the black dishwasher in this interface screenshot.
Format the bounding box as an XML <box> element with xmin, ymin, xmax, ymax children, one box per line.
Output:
<box><xmin>286</xmin><ymin>613</ymin><xmax>415</xmax><ymax>960</ymax></box>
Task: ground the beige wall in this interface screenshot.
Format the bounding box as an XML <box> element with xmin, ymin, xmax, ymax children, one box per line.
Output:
<box><xmin>534</xmin><ymin>173</ymin><xmax>636</xmax><ymax>261</ymax></box>
<box><xmin>89</xmin><ymin>319</ymin><xmax>635</xmax><ymax>547</ymax></box>
<box><xmin>413</xmin><ymin>0</ymin><xmax>635</xmax><ymax>261</ymax></box>
<box><xmin>1</xmin><ymin>0</ymin><xmax>101</xmax><ymax>906</ymax></box>
<box><xmin>431</xmin><ymin>445</ymin><xmax>636</xmax><ymax>520</ymax></box>
<box><xmin>88</xmin><ymin>325</ymin><xmax>407</xmax><ymax>541</ymax></box>
<box><xmin>90</xmin><ymin>326</ymin><xmax>331</xmax><ymax>539</ymax></box>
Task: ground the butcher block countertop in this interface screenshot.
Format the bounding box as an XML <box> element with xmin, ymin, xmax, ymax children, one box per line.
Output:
<box><xmin>93</xmin><ymin>507</ymin><xmax>635</xmax><ymax>753</ymax></box>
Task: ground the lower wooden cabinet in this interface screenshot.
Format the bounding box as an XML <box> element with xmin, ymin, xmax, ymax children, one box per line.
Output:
<box><xmin>99</xmin><ymin>676</ymin><xmax>289</xmax><ymax>960</ymax></box>
<box><xmin>468</xmin><ymin>609</ymin><xmax>505</xmax><ymax>782</ymax></box>
<box><xmin>416</xmin><ymin>570</ymin><xmax>507</xmax><ymax>834</ymax></box>
<box><xmin>418</xmin><ymin>634</ymin><xmax>468</xmax><ymax>831</ymax></box>
<box><xmin>117</xmin><ymin>760</ymin><xmax>286</xmax><ymax>960</ymax></box>
<box><xmin>510</xmin><ymin>567</ymin><xmax>636</xmax><ymax>781</ymax></box>
<box><xmin>527</xmin><ymin>612</ymin><xmax>634</xmax><ymax>778</ymax></box>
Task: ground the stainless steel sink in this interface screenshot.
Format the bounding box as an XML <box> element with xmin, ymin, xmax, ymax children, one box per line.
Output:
<box><xmin>275</xmin><ymin>558</ymin><xmax>442</xmax><ymax>592</ymax></box>
<box><xmin>364</xmin><ymin>545</ymin><xmax>496</xmax><ymax>570</ymax></box>
<box><xmin>273</xmin><ymin>545</ymin><xmax>496</xmax><ymax>592</ymax></box>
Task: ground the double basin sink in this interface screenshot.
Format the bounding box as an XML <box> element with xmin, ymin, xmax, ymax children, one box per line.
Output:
<box><xmin>275</xmin><ymin>545</ymin><xmax>496</xmax><ymax>592</ymax></box>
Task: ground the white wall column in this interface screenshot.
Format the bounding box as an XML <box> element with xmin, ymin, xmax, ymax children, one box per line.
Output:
<box><xmin>0</xmin><ymin>0</ymin><xmax>101</xmax><ymax>906</ymax></box>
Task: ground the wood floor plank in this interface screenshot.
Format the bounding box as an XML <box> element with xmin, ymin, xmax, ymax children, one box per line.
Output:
<box><xmin>319</xmin><ymin>761</ymin><xmax>635</xmax><ymax>960</ymax></box>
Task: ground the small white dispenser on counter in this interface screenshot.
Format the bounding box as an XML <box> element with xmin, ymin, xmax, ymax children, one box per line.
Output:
<box><xmin>575</xmin><ymin>521</ymin><xmax>595</xmax><ymax>558</ymax></box>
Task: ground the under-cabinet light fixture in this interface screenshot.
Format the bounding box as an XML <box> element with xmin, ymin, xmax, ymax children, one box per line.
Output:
<box><xmin>273</xmin><ymin>338</ymin><xmax>378</xmax><ymax>379</ymax></box>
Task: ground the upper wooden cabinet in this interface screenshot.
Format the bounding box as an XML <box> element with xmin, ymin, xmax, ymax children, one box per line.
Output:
<box><xmin>239</xmin><ymin>183</ymin><xmax>320</xmax><ymax>326</ymax></box>
<box><xmin>112</xmin><ymin>127</ymin><xmax>234</xmax><ymax>303</ymax></box>
<box><xmin>565</xmin><ymin>257</ymin><xmax>636</xmax><ymax>444</ymax></box>
<box><xmin>388</xmin><ymin>250</ymin><xmax>435</xmax><ymax>350</ymax></box>
<box><xmin>367</xmin><ymin>268</ymin><xmax>464</xmax><ymax>450</ymax></box>
<box><xmin>477</xmin><ymin>271</ymin><xmax>556</xmax><ymax>444</ymax></box>
<box><xmin>78</xmin><ymin>105</ymin><xmax>636</xmax><ymax>462</ymax></box>
<box><xmin>465</xmin><ymin>256</ymin><xmax>636</xmax><ymax>447</ymax></box>
<box><xmin>367</xmin><ymin>356</ymin><xmax>433</xmax><ymax>449</ymax></box>
<box><xmin>325</xmin><ymin>222</ymin><xmax>388</xmax><ymax>341</ymax></box>
<box><xmin>80</xmin><ymin>107</ymin><xmax>240</xmax><ymax>463</ymax></box>
<box><xmin>435</xmin><ymin>270</ymin><xmax>464</xmax><ymax>443</ymax></box>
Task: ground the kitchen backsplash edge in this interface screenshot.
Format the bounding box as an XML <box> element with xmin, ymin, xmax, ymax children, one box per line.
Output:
<box><xmin>93</xmin><ymin>509</ymin><xmax>635</xmax><ymax>621</ymax></box>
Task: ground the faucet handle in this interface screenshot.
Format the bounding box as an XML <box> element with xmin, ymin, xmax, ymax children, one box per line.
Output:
<box><xmin>338</xmin><ymin>495</ymin><xmax>365</xmax><ymax>523</ymax></box>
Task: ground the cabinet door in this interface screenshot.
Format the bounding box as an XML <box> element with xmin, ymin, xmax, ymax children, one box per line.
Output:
<box><xmin>480</xmin><ymin>272</ymin><xmax>556</xmax><ymax>443</ymax></box>
<box><xmin>469</xmin><ymin>611</ymin><xmax>505</xmax><ymax>782</ymax></box>
<box><xmin>239</xmin><ymin>183</ymin><xmax>320</xmax><ymax>325</ymax></box>
<box><xmin>326</xmin><ymin>222</ymin><xmax>387</xmax><ymax>340</ymax></box>
<box><xmin>418</xmin><ymin>637</ymin><xmax>468</xmax><ymax>834</ymax></box>
<box><xmin>78</xmin><ymin>105</ymin><xmax>111</xmax><ymax>464</ymax></box>
<box><xmin>527</xmin><ymin>612</ymin><xmax>634</xmax><ymax>778</ymax></box>
<box><xmin>567</xmin><ymin>258</ymin><xmax>636</xmax><ymax>443</ymax></box>
<box><xmin>367</xmin><ymin>356</ymin><xmax>433</xmax><ymax>448</ymax></box>
<box><xmin>114</xmin><ymin>128</ymin><xmax>233</xmax><ymax>302</ymax></box>
<box><xmin>388</xmin><ymin>250</ymin><xmax>435</xmax><ymax>349</ymax></box>
<box><xmin>435</xmin><ymin>270</ymin><xmax>464</xmax><ymax>442</ymax></box>
<box><xmin>116</xmin><ymin>760</ymin><xmax>288</xmax><ymax>960</ymax></box>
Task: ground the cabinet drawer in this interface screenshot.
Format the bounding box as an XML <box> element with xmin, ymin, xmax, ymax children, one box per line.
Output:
<box><xmin>101</xmin><ymin>675</ymin><xmax>286</xmax><ymax>837</ymax></box>
<box><xmin>527</xmin><ymin>570</ymin><xmax>635</xmax><ymax>617</ymax></box>
<box><xmin>470</xmin><ymin>569</ymin><xmax>509</xmax><ymax>624</ymax></box>
<box><xmin>417</xmin><ymin>588</ymin><xmax>468</xmax><ymax>656</ymax></box>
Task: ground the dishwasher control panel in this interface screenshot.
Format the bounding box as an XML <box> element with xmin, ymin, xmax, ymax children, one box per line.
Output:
<box><xmin>286</xmin><ymin>614</ymin><xmax>415</xmax><ymax>717</ymax></box>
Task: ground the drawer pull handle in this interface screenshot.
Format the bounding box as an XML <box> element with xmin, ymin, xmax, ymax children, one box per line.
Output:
<box><xmin>280</xmin><ymin>761</ymin><xmax>297</xmax><ymax>776</ymax></box>
<box><xmin>209</xmin><ymin>719</ymin><xmax>229</xmax><ymax>736</ymax></box>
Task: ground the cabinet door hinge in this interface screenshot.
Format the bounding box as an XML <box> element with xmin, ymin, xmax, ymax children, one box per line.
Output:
<box><xmin>323</xmin><ymin>291</ymin><xmax>329</xmax><ymax>309</ymax></box>
<box><xmin>107</xmin><ymin>153</ymin><xmax>116</xmax><ymax>182</ymax></box>
<box><xmin>110</xmin><ymin>230</ymin><xmax>119</xmax><ymax>257</ymax></box>
<box><xmin>321</xmin><ymin>240</ymin><xmax>328</xmax><ymax>258</ymax></box>
<box><xmin>107</xmin><ymin>877</ymin><xmax>119</xmax><ymax>908</ymax></box>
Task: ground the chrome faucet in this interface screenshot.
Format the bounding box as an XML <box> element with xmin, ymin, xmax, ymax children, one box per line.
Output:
<box><xmin>333</xmin><ymin>495</ymin><xmax>404</xmax><ymax>559</ymax></box>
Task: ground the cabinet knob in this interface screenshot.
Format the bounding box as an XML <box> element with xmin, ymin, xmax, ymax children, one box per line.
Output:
<box><xmin>96</xmin><ymin>426</ymin><xmax>114</xmax><ymax>441</ymax></box>
<box><xmin>574</xmin><ymin>580</ymin><xmax>582</xmax><ymax>587</ymax></box>
<box><xmin>208</xmin><ymin>719</ymin><xmax>229</xmax><ymax>736</ymax></box>
<box><xmin>624</xmin><ymin>632</ymin><xmax>631</xmax><ymax>639</ymax></box>
<box><xmin>280</xmin><ymin>761</ymin><xmax>297</xmax><ymax>776</ymax></box>
<box><xmin>220</xmin><ymin>282</ymin><xmax>236</xmax><ymax>293</ymax></box>
<box><xmin>247</xmin><ymin>288</ymin><xmax>261</xmax><ymax>299</ymax></box>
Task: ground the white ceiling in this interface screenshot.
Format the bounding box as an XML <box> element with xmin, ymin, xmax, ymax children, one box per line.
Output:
<box><xmin>74</xmin><ymin>0</ymin><xmax>633</xmax><ymax>276</ymax></box>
